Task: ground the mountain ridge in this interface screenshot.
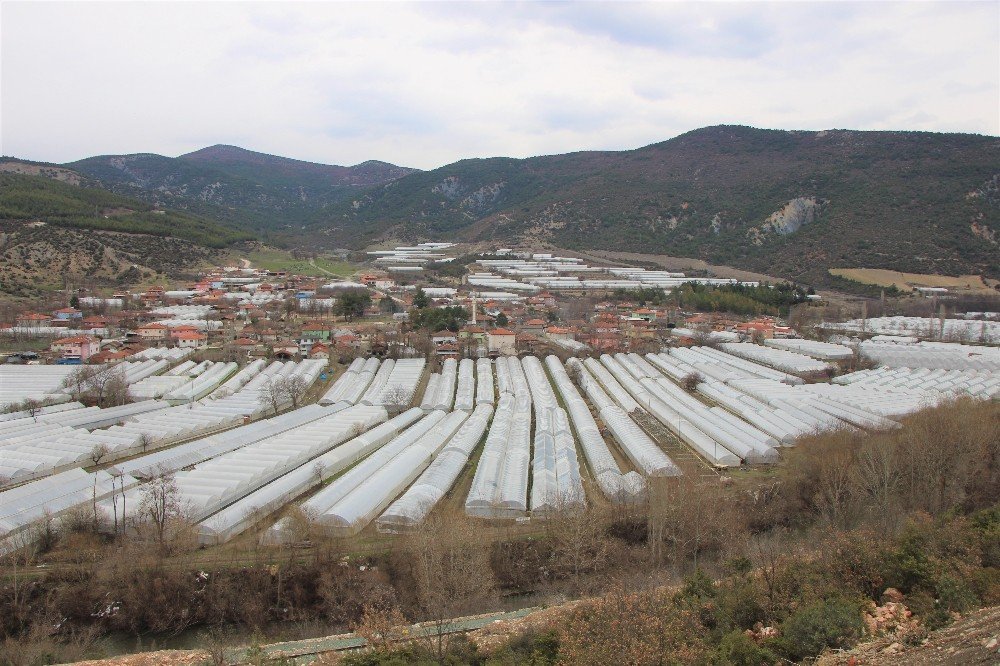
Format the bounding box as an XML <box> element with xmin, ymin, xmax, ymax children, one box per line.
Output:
<box><xmin>309</xmin><ymin>125</ymin><xmax>999</xmax><ymax>284</ymax></box>
<box><xmin>4</xmin><ymin>125</ymin><xmax>998</xmax><ymax>286</ymax></box>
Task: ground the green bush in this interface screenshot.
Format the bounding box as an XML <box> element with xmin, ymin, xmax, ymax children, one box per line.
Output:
<box><xmin>486</xmin><ymin>629</ymin><xmax>559</xmax><ymax>665</ymax></box>
<box><xmin>713</xmin><ymin>630</ymin><xmax>777</xmax><ymax>666</ymax></box>
<box><xmin>772</xmin><ymin>597</ymin><xmax>863</xmax><ymax>661</ymax></box>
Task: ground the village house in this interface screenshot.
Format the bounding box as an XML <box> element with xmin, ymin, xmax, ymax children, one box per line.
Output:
<box><xmin>581</xmin><ymin>330</ymin><xmax>625</xmax><ymax>353</ymax></box>
<box><xmin>734</xmin><ymin>317</ymin><xmax>794</xmax><ymax>340</ymax></box>
<box><xmin>52</xmin><ymin>307</ymin><xmax>83</xmax><ymax>322</ymax></box>
<box><xmin>173</xmin><ymin>330</ymin><xmax>208</xmax><ymax>349</ymax></box>
<box><xmin>521</xmin><ymin>318</ymin><xmax>547</xmax><ymax>335</ymax></box>
<box><xmin>169</xmin><ymin>324</ymin><xmax>201</xmax><ymax>341</ymax></box>
<box><xmin>89</xmin><ymin>348</ymin><xmax>134</xmax><ymax>364</ymax></box>
<box><xmin>516</xmin><ymin>332</ymin><xmax>541</xmax><ymax>354</ymax></box>
<box><xmin>431</xmin><ymin>330</ymin><xmax>458</xmax><ymax>346</ymax></box>
<box><xmin>591</xmin><ymin>312</ymin><xmax>620</xmax><ymax>334</ymax></box>
<box><xmin>307</xmin><ymin>342</ymin><xmax>330</xmax><ymax>360</ymax></box>
<box><xmin>136</xmin><ymin>322</ymin><xmax>170</xmax><ymax>345</ymax></box>
<box><xmin>50</xmin><ymin>335</ymin><xmax>99</xmax><ymax>362</ymax></box>
<box><xmin>544</xmin><ymin>325</ymin><xmax>575</xmax><ymax>342</ymax></box>
<box><xmin>487</xmin><ymin>328</ymin><xmax>517</xmax><ymax>355</ymax></box>
<box><xmin>15</xmin><ymin>313</ymin><xmax>50</xmax><ymax>328</ymax></box>
<box><xmin>332</xmin><ymin>329</ymin><xmax>361</xmax><ymax>350</ymax></box>
<box><xmin>273</xmin><ymin>340</ymin><xmax>299</xmax><ymax>360</ymax></box>
<box><xmin>436</xmin><ymin>341</ymin><xmax>460</xmax><ymax>357</ymax></box>
<box><xmin>81</xmin><ymin>316</ymin><xmax>108</xmax><ymax>331</ymax></box>
<box><xmin>300</xmin><ymin>322</ymin><xmax>331</xmax><ymax>342</ymax></box>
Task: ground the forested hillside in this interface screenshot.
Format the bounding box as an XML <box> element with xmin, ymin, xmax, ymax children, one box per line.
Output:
<box><xmin>4</xmin><ymin>126</ymin><xmax>998</xmax><ymax>286</ymax></box>
<box><xmin>66</xmin><ymin>145</ymin><xmax>415</xmax><ymax>236</ymax></box>
<box><xmin>317</xmin><ymin>126</ymin><xmax>999</xmax><ymax>284</ymax></box>
<box><xmin>0</xmin><ymin>172</ymin><xmax>250</xmax><ymax>247</ymax></box>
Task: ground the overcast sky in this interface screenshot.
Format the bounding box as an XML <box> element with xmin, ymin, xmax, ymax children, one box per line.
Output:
<box><xmin>2</xmin><ymin>1</ymin><xmax>998</xmax><ymax>169</ymax></box>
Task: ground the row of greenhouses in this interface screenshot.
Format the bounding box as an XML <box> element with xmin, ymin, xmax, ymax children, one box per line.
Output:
<box><xmin>523</xmin><ymin>356</ymin><xmax>584</xmax><ymax>514</ymax></box>
<box><xmin>549</xmin><ymin>358</ymin><xmax>648</xmax><ymax>502</ymax></box>
<box><xmin>11</xmin><ymin>337</ymin><xmax>958</xmax><ymax>549</ymax></box>
<box><xmin>858</xmin><ymin>340</ymin><xmax>1000</xmax><ymax>372</ymax></box>
<box><xmin>833</xmin><ymin>366</ymin><xmax>999</xmax><ymax>400</ymax></box>
<box><xmin>466</xmin><ymin>357</ymin><xmax>532</xmax><ymax>518</ymax></box>
<box><xmin>717</xmin><ymin>343</ymin><xmax>833</xmax><ymax>375</ymax></box>
<box><xmin>104</xmin><ymin>404</ymin><xmax>389</xmax><ymax>530</ymax></box>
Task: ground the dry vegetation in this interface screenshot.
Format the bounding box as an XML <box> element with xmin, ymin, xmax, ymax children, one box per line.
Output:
<box><xmin>828</xmin><ymin>268</ymin><xmax>997</xmax><ymax>294</ymax></box>
<box><xmin>0</xmin><ymin>399</ymin><xmax>997</xmax><ymax>665</ymax></box>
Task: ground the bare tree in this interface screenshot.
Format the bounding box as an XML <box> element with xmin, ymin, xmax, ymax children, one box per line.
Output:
<box><xmin>353</xmin><ymin>598</ymin><xmax>409</xmax><ymax>654</ymax></box>
<box><xmin>258</xmin><ymin>378</ymin><xmax>283</xmax><ymax>415</ymax></box>
<box><xmin>88</xmin><ymin>443</ymin><xmax>110</xmax><ymax>468</ymax></box>
<box><xmin>62</xmin><ymin>365</ymin><xmax>131</xmax><ymax>407</ymax></box>
<box><xmin>23</xmin><ymin>399</ymin><xmax>42</xmax><ymax>422</ymax></box>
<box><xmin>547</xmin><ymin>503</ymin><xmax>609</xmax><ymax>592</ymax></box>
<box><xmin>279</xmin><ymin>375</ymin><xmax>308</xmax><ymax>409</ymax></box>
<box><xmin>136</xmin><ymin>472</ymin><xmax>184</xmax><ymax>553</ymax></box>
<box><xmin>407</xmin><ymin>511</ymin><xmax>497</xmax><ymax>660</ymax></box>
<box><xmin>681</xmin><ymin>372</ymin><xmax>703</xmax><ymax>392</ymax></box>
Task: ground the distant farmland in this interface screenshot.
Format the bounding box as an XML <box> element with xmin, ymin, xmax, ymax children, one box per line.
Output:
<box><xmin>828</xmin><ymin>268</ymin><xmax>998</xmax><ymax>293</ymax></box>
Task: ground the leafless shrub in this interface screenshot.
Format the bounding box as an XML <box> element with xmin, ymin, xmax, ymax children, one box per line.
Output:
<box><xmin>681</xmin><ymin>372</ymin><xmax>703</xmax><ymax>392</ymax></box>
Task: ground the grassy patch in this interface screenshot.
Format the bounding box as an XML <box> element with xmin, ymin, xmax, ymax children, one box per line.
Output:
<box><xmin>245</xmin><ymin>248</ymin><xmax>356</xmax><ymax>277</ymax></box>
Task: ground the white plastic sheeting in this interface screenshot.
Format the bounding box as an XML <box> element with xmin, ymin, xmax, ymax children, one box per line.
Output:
<box><xmin>104</xmin><ymin>405</ymin><xmax>389</xmax><ymax>527</ymax></box>
<box><xmin>824</xmin><ymin>316</ymin><xmax>1000</xmax><ymax>344</ymax></box>
<box><xmin>453</xmin><ymin>359</ymin><xmax>476</xmax><ymax>411</ymax></box>
<box><xmin>368</xmin><ymin>359</ymin><xmax>425</xmax><ymax>407</ymax></box>
<box><xmin>465</xmin><ymin>391</ymin><xmax>532</xmax><ymax>518</ymax></box>
<box><xmin>0</xmin><ymin>404</ymin><xmax>171</xmax><ymax>483</ymax></box>
<box><xmin>0</xmin><ymin>468</ymin><xmax>138</xmax><ymax>554</ymax></box>
<box><xmin>495</xmin><ymin>356</ymin><xmax>513</xmax><ymax>396</ymax></box>
<box><xmin>279</xmin><ymin>411</ymin><xmax>448</xmax><ymax>539</ymax></box>
<box><xmin>0</xmin><ymin>365</ymin><xmax>79</xmax><ymax>410</ymax></box>
<box><xmin>197</xmin><ymin>408</ymin><xmax>424</xmax><ymax>544</ymax></box>
<box><xmin>834</xmin><ymin>366</ymin><xmax>999</xmax><ymax>400</ymax></box>
<box><xmin>361</xmin><ymin>360</ymin><xmax>396</xmax><ymax>405</ymax></box>
<box><xmin>718</xmin><ymin>343</ymin><xmax>832</xmax><ymax>375</ymax></box>
<box><xmin>764</xmin><ymin>338</ymin><xmax>854</xmax><ymax>361</ymax></box>
<box><xmin>0</xmin><ymin>400</ymin><xmax>166</xmax><ymax>433</ymax></box>
<box><xmin>475</xmin><ymin>358</ymin><xmax>495</xmax><ymax>406</ymax></box>
<box><xmin>115</xmin><ymin>404</ymin><xmax>341</xmax><ymax>479</ymax></box>
<box><xmin>564</xmin><ymin>358</ymin><xmax>682</xmax><ymax>477</ymax></box>
<box><xmin>522</xmin><ymin>356</ymin><xmax>584</xmax><ymax>515</ymax></box>
<box><xmin>208</xmin><ymin>359</ymin><xmax>267</xmax><ymax>399</ymax></box>
<box><xmin>129</xmin><ymin>347</ymin><xmax>193</xmax><ymax>362</ymax></box>
<box><xmin>631</xmin><ymin>354</ymin><xmax>778</xmax><ymax>463</ymax></box>
<box><xmin>321</xmin><ymin>358</ymin><xmax>380</xmax><ymax>405</ymax></box>
<box><xmin>859</xmin><ymin>341</ymin><xmax>1000</xmax><ymax>372</ymax></box>
<box><xmin>550</xmin><ymin>358</ymin><xmax>650</xmax><ymax>501</ymax></box>
<box><xmin>429</xmin><ymin>358</ymin><xmax>458</xmax><ymax>411</ymax></box>
<box><xmin>581</xmin><ymin>358</ymin><xmax>641</xmax><ymax>413</ymax></box>
<box><xmin>599</xmin><ymin>355</ymin><xmax>741</xmax><ymax>467</ymax></box>
<box><xmin>0</xmin><ymin>401</ymin><xmax>85</xmax><ymax>424</ymax></box>
<box><xmin>377</xmin><ymin>404</ymin><xmax>494</xmax><ymax>531</ymax></box>
<box><xmin>668</xmin><ymin>346</ymin><xmax>804</xmax><ymax>385</ymax></box>
<box><xmin>162</xmin><ymin>362</ymin><xmax>238</xmax><ymax>403</ymax></box>
<box><xmin>420</xmin><ymin>374</ymin><xmax>441</xmax><ymax>411</ymax></box>
<box><xmin>308</xmin><ymin>410</ymin><xmax>469</xmax><ymax>535</ymax></box>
